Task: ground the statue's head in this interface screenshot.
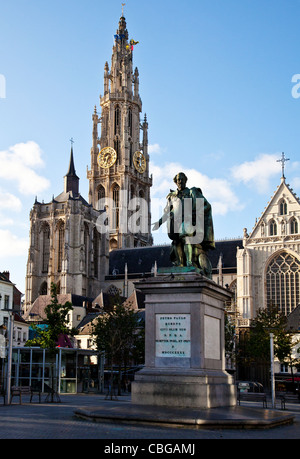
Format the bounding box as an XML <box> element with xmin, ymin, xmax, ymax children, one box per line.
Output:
<box><xmin>173</xmin><ymin>172</ymin><xmax>187</xmax><ymax>190</ymax></box>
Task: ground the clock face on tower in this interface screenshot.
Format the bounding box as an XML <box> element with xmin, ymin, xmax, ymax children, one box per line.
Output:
<box><xmin>133</xmin><ymin>151</ymin><xmax>146</xmax><ymax>173</ymax></box>
<box><xmin>98</xmin><ymin>147</ymin><xmax>117</xmax><ymax>169</ymax></box>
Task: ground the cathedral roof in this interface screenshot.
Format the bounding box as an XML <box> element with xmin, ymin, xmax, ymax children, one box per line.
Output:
<box><xmin>54</xmin><ymin>190</ymin><xmax>91</xmax><ymax>207</ymax></box>
<box><xmin>108</xmin><ymin>239</ymin><xmax>243</xmax><ymax>278</ymax></box>
<box><xmin>248</xmin><ymin>176</ymin><xmax>300</xmax><ymax>240</ymax></box>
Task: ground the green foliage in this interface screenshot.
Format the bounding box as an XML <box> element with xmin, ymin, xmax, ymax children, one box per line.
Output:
<box><xmin>92</xmin><ymin>300</ymin><xmax>144</xmax><ymax>396</ymax></box>
<box><xmin>237</xmin><ymin>305</ymin><xmax>300</xmax><ymax>377</ymax></box>
<box><xmin>92</xmin><ymin>301</ymin><xmax>144</xmax><ymax>366</ymax></box>
<box><xmin>26</xmin><ymin>283</ymin><xmax>76</xmax><ymax>349</ymax></box>
<box><xmin>247</xmin><ymin>305</ymin><xmax>290</xmax><ymax>363</ymax></box>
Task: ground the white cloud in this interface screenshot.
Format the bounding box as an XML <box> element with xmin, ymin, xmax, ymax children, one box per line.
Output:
<box><xmin>231</xmin><ymin>153</ymin><xmax>281</xmax><ymax>194</ymax></box>
<box><xmin>0</xmin><ymin>229</ymin><xmax>28</xmax><ymax>257</ymax></box>
<box><xmin>0</xmin><ymin>189</ymin><xmax>22</xmax><ymax>212</ymax></box>
<box><xmin>150</xmin><ymin>161</ymin><xmax>242</xmax><ymax>217</ymax></box>
<box><xmin>0</xmin><ymin>141</ymin><xmax>50</xmax><ymax>195</ymax></box>
<box><xmin>148</xmin><ymin>143</ymin><xmax>166</xmax><ymax>155</ymax></box>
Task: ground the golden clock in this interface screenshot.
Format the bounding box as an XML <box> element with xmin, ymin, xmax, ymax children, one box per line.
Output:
<box><xmin>133</xmin><ymin>151</ymin><xmax>146</xmax><ymax>173</ymax></box>
<box><xmin>98</xmin><ymin>147</ymin><xmax>117</xmax><ymax>169</ymax></box>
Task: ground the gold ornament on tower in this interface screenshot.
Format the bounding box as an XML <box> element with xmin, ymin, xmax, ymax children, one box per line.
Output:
<box><xmin>98</xmin><ymin>147</ymin><xmax>117</xmax><ymax>168</ymax></box>
<box><xmin>133</xmin><ymin>151</ymin><xmax>146</xmax><ymax>173</ymax></box>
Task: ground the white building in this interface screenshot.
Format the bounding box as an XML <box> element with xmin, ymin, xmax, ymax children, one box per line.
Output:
<box><xmin>237</xmin><ymin>163</ymin><xmax>300</xmax><ymax>325</ymax></box>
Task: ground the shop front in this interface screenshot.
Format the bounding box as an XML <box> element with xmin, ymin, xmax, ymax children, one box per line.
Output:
<box><xmin>7</xmin><ymin>347</ymin><xmax>102</xmax><ymax>394</ymax></box>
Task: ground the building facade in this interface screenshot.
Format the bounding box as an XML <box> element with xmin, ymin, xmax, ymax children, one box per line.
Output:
<box><xmin>237</xmin><ymin>170</ymin><xmax>300</xmax><ymax>325</ymax></box>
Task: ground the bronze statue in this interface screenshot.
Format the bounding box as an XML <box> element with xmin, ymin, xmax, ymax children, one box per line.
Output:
<box><xmin>152</xmin><ymin>172</ymin><xmax>215</xmax><ymax>278</ymax></box>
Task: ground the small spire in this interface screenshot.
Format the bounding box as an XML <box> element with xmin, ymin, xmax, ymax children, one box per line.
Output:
<box><xmin>66</xmin><ymin>140</ymin><xmax>77</xmax><ymax>177</ymax></box>
<box><xmin>121</xmin><ymin>3</ymin><xmax>126</xmax><ymax>17</ymax></box>
<box><xmin>64</xmin><ymin>140</ymin><xmax>79</xmax><ymax>195</ymax></box>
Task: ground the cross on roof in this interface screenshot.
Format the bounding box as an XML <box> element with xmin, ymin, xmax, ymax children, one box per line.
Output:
<box><xmin>277</xmin><ymin>152</ymin><xmax>290</xmax><ymax>179</ymax></box>
<box><xmin>70</xmin><ymin>137</ymin><xmax>74</xmax><ymax>148</ymax></box>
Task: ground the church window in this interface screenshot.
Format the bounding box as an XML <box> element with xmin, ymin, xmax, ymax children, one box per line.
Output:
<box><xmin>57</xmin><ymin>222</ymin><xmax>65</xmax><ymax>272</ymax></box>
<box><xmin>114</xmin><ymin>137</ymin><xmax>120</xmax><ymax>163</ymax></box>
<box><xmin>97</xmin><ymin>186</ymin><xmax>105</xmax><ymax>209</ymax></box>
<box><xmin>266</xmin><ymin>251</ymin><xmax>300</xmax><ymax>315</ymax></box>
<box><xmin>106</xmin><ymin>284</ymin><xmax>120</xmax><ymax>296</ymax></box>
<box><xmin>130</xmin><ymin>185</ymin><xmax>135</xmax><ymax>200</ymax></box>
<box><xmin>112</xmin><ymin>184</ymin><xmax>120</xmax><ymax>229</ymax></box>
<box><xmin>93</xmin><ymin>228</ymin><xmax>99</xmax><ymax>279</ymax></box>
<box><xmin>84</xmin><ymin>224</ymin><xmax>89</xmax><ymax>272</ymax></box>
<box><xmin>279</xmin><ymin>199</ymin><xmax>287</xmax><ymax>215</ymax></box>
<box><xmin>39</xmin><ymin>281</ymin><xmax>47</xmax><ymax>296</ymax></box>
<box><xmin>42</xmin><ymin>224</ymin><xmax>50</xmax><ymax>273</ymax></box>
<box><xmin>114</xmin><ymin>105</ymin><xmax>121</xmax><ymax>135</ymax></box>
<box><xmin>128</xmin><ymin>107</ymin><xmax>133</xmax><ymax>137</ymax></box>
<box><xmin>129</xmin><ymin>141</ymin><xmax>133</xmax><ymax>167</ymax></box>
<box><xmin>269</xmin><ymin>219</ymin><xmax>277</xmax><ymax>236</ymax></box>
<box><xmin>290</xmin><ymin>217</ymin><xmax>298</xmax><ymax>234</ymax></box>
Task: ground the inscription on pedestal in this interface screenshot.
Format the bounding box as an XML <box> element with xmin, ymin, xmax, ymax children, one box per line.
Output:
<box><xmin>155</xmin><ymin>314</ymin><xmax>191</xmax><ymax>358</ymax></box>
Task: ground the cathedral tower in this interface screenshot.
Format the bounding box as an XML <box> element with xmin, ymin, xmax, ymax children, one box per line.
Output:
<box><xmin>87</xmin><ymin>15</ymin><xmax>152</xmax><ymax>250</ymax></box>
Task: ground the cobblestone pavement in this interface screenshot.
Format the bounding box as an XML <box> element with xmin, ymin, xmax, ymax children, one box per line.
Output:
<box><xmin>0</xmin><ymin>393</ymin><xmax>300</xmax><ymax>441</ymax></box>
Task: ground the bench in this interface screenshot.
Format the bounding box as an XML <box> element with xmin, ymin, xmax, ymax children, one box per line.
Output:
<box><xmin>237</xmin><ymin>391</ymin><xmax>268</xmax><ymax>408</ymax></box>
<box><xmin>11</xmin><ymin>386</ymin><xmax>41</xmax><ymax>404</ymax></box>
<box><xmin>277</xmin><ymin>393</ymin><xmax>300</xmax><ymax>410</ymax></box>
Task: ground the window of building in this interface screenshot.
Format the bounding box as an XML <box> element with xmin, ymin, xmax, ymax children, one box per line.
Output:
<box><xmin>279</xmin><ymin>199</ymin><xmax>287</xmax><ymax>215</ymax></box>
<box><xmin>114</xmin><ymin>137</ymin><xmax>120</xmax><ymax>163</ymax></box>
<box><xmin>128</xmin><ymin>107</ymin><xmax>133</xmax><ymax>137</ymax></box>
<box><xmin>269</xmin><ymin>219</ymin><xmax>277</xmax><ymax>236</ymax></box>
<box><xmin>112</xmin><ymin>184</ymin><xmax>120</xmax><ymax>230</ymax></box>
<box><xmin>57</xmin><ymin>222</ymin><xmax>65</xmax><ymax>272</ymax></box>
<box><xmin>266</xmin><ymin>251</ymin><xmax>300</xmax><ymax>315</ymax></box>
<box><xmin>114</xmin><ymin>105</ymin><xmax>120</xmax><ymax>135</ymax></box>
<box><xmin>280</xmin><ymin>363</ymin><xmax>289</xmax><ymax>373</ymax></box>
<box><xmin>4</xmin><ymin>295</ymin><xmax>9</xmax><ymax>310</ymax></box>
<box><xmin>42</xmin><ymin>224</ymin><xmax>50</xmax><ymax>273</ymax></box>
<box><xmin>93</xmin><ymin>228</ymin><xmax>99</xmax><ymax>279</ymax></box>
<box><xmin>291</xmin><ymin>217</ymin><xmax>298</xmax><ymax>235</ymax></box>
<box><xmin>40</xmin><ymin>281</ymin><xmax>47</xmax><ymax>296</ymax></box>
<box><xmin>97</xmin><ymin>186</ymin><xmax>105</xmax><ymax>210</ymax></box>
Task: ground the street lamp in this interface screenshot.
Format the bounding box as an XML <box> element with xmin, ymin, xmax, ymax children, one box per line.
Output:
<box><xmin>270</xmin><ymin>333</ymin><xmax>275</xmax><ymax>409</ymax></box>
<box><xmin>5</xmin><ymin>311</ymin><xmax>14</xmax><ymax>405</ymax></box>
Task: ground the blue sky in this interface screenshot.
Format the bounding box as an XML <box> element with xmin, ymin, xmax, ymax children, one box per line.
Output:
<box><xmin>1</xmin><ymin>0</ymin><xmax>300</xmax><ymax>294</ymax></box>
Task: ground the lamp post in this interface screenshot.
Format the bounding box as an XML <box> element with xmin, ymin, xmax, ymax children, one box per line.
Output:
<box><xmin>270</xmin><ymin>333</ymin><xmax>275</xmax><ymax>409</ymax></box>
<box><xmin>5</xmin><ymin>311</ymin><xmax>14</xmax><ymax>405</ymax></box>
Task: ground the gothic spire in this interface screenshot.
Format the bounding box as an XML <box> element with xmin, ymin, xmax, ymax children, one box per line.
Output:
<box><xmin>64</xmin><ymin>141</ymin><xmax>79</xmax><ymax>195</ymax></box>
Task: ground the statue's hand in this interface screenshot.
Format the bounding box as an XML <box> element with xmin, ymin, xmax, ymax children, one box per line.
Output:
<box><xmin>152</xmin><ymin>221</ymin><xmax>160</xmax><ymax>231</ymax></box>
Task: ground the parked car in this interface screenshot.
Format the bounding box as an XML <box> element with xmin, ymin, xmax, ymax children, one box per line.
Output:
<box><xmin>236</xmin><ymin>381</ymin><xmax>264</xmax><ymax>393</ymax></box>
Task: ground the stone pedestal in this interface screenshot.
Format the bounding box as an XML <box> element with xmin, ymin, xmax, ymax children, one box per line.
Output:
<box><xmin>131</xmin><ymin>272</ymin><xmax>236</xmax><ymax>409</ymax></box>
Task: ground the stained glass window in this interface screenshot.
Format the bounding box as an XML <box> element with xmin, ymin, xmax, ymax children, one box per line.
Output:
<box><xmin>266</xmin><ymin>251</ymin><xmax>300</xmax><ymax>315</ymax></box>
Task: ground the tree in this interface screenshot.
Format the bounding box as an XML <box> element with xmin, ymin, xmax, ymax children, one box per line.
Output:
<box><xmin>26</xmin><ymin>283</ymin><xmax>76</xmax><ymax>349</ymax></box>
<box><xmin>92</xmin><ymin>301</ymin><xmax>144</xmax><ymax>398</ymax></box>
<box><xmin>237</xmin><ymin>305</ymin><xmax>300</xmax><ymax>388</ymax></box>
<box><xmin>225</xmin><ymin>312</ymin><xmax>236</xmax><ymax>367</ymax></box>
